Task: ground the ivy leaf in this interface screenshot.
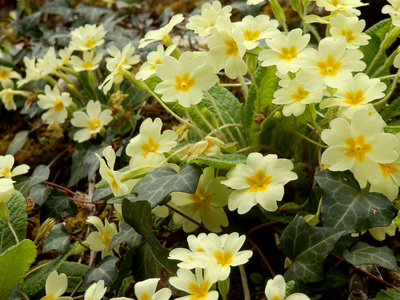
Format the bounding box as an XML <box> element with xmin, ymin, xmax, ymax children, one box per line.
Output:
<box><xmin>14</xmin><ymin>165</ymin><xmax>50</xmax><ymax>197</ymax></box>
<box><xmin>315</xmin><ymin>170</ymin><xmax>396</xmax><ymax>234</ymax></box>
<box><xmin>29</xmin><ymin>183</ymin><xmax>51</xmax><ymax>206</ymax></box>
<box><xmin>109</xmin><ymin>220</ymin><xmax>142</xmax><ymax>250</ymax></box>
<box><xmin>83</xmin><ymin>256</ymin><xmax>119</xmax><ymax>285</ymax></box>
<box><xmin>40</xmin><ymin>0</ymin><xmax>74</xmax><ymax>20</ymax></box>
<box><xmin>109</xmin><ymin>247</ymin><xmax>135</xmax><ymax>296</ymax></box>
<box><xmin>0</xmin><ymin>191</ymin><xmax>27</xmax><ymax>253</ymax></box>
<box><xmin>188</xmin><ymin>154</ymin><xmax>247</xmax><ymax>169</ymax></box>
<box><xmin>11</xmin><ymin>12</ymin><xmax>43</xmax><ymax>38</ymax></box>
<box><xmin>122</xmin><ymin>199</ymin><xmax>177</xmax><ymax>274</ymax></box>
<box><xmin>126</xmin><ymin>164</ymin><xmax>201</xmax><ymax>207</ymax></box>
<box><xmin>20</xmin><ymin>242</ymin><xmax>78</xmax><ymax>298</ymax></box>
<box><xmin>280</xmin><ymin>217</ymin><xmax>344</xmax><ymax>283</ymax></box>
<box><xmin>372</xmin><ymin>288</ymin><xmax>400</xmax><ymax>300</ymax></box>
<box><xmin>343</xmin><ymin>242</ymin><xmax>397</xmax><ymax>271</ymax></box>
<box><xmin>58</xmin><ymin>262</ymin><xmax>89</xmax><ymax>293</ymax></box>
<box><xmin>41</xmin><ymin>188</ymin><xmax>78</xmax><ymax>221</ymax></box>
<box><xmin>42</xmin><ymin>223</ymin><xmax>70</xmax><ymax>253</ymax></box>
<box><xmin>0</xmin><ymin>240</ymin><xmax>37</xmax><ymax>300</ymax></box>
<box><xmin>6</xmin><ymin>130</ymin><xmax>29</xmax><ymax>155</ymax></box>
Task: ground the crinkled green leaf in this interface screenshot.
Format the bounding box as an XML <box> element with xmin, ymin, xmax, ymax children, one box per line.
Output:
<box><xmin>122</xmin><ymin>199</ymin><xmax>177</xmax><ymax>274</ymax></box>
<box><xmin>109</xmin><ymin>220</ymin><xmax>142</xmax><ymax>250</ymax></box>
<box><xmin>0</xmin><ymin>191</ymin><xmax>27</xmax><ymax>253</ymax></box>
<box><xmin>42</xmin><ymin>223</ymin><xmax>70</xmax><ymax>253</ymax></box>
<box><xmin>84</xmin><ymin>256</ymin><xmax>119</xmax><ymax>285</ymax></box>
<box><xmin>6</xmin><ymin>131</ymin><xmax>29</xmax><ymax>156</ymax></box>
<box><xmin>126</xmin><ymin>164</ymin><xmax>201</xmax><ymax>207</ymax></box>
<box><xmin>58</xmin><ymin>262</ymin><xmax>89</xmax><ymax>293</ymax></box>
<box><xmin>316</xmin><ymin>170</ymin><xmax>396</xmax><ymax>234</ymax></box>
<box><xmin>381</xmin><ymin>96</ymin><xmax>400</xmax><ymax>122</ymax></box>
<box><xmin>0</xmin><ymin>240</ymin><xmax>36</xmax><ymax>300</ymax></box>
<box><xmin>188</xmin><ymin>154</ymin><xmax>247</xmax><ymax>169</ymax></box>
<box><xmin>365</xmin><ymin>18</ymin><xmax>392</xmax><ymax>41</ymax></box>
<box><xmin>14</xmin><ymin>165</ymin><xmax>50</xmax><ymax>197</ymax></box>
<box><xmin>372</xmin><ymin>288</ymin><xmax>400</xmax><ymax>300</ymax></box>
<box><xmin>41</xmin><ymin>188</ymin><xmax>77</xmax><ymax>221</ymax></box>
<box><xmin>343</xmin><ymin>242</ymin><xmax>397</xmax><ymax>271</ymax></box>
<box><xmin>20</xmin><ymin>242</ymin><xmax>78</xmax><ymax>297</ymax></box>
<box><xmin>280</xmin><ymin>217</ymin><xmax>344</xmax><ymax>283</ymax></box>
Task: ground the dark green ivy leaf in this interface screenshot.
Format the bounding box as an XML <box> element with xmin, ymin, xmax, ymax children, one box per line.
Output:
<box><xmin>84</xmin><ymin>256</ymin><xmax>119</xmax><ymax>285</ymax></box>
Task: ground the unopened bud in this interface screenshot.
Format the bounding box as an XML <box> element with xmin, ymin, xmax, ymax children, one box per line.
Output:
<box><xmin>289</xmin><ymin>0</ymin><xmax>302</xmax><ymax>13</ymax></box>
<box><xmin>202</xmin><ymin>107</ymin><xmax>219</xmax><ymax>129</ymax></box>
<box><xmin>270</xmin><ymin>0</ymin><xmax>287</xmax><ymax>26</ymax></box>
<box><xmin>34</xmin><ymin>218</ymin><xmax>56</xmax><ymax>243</ymax></box>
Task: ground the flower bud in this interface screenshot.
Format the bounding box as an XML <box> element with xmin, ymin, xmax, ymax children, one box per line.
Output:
<box><xmin>269</xmin><ymin>0</ymin><xmax>287</xmax><ymax>26</ymax></box>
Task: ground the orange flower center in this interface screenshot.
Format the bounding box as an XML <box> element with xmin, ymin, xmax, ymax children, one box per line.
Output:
<box><xmin>140</xmin><ymin>292</ymin><xmax>151</xmax><ymax>300</ymax></box>
<box><xmin>343</xmin><ymin>90</ymin><xmax>365</xmax><ymax>106</ymax></box>
<box><xmin>140</xmin><ymin>138</ymin><xmax>160</xmax><ymax>157</ymax></box>
<box><xmin>345</xmin><ymin>135</ymin><xmax>372</xmax><ymax>163</ymax></box>
<box><xmin>150</xmin><ymin>58</ymin><xmax>163</xmax><ymax>70</ymax></box>
<box><xmin>189</xmin><ymin>186</ymin><xmax>213</xmax><ymax>211</ymax></box>
<box><xmin>101</xmin><ymin>230</ymin><xmax>111</xmax><ymax>247</ymax></box>
<box><xmin>214</xmin><ymin>250</ymin><xmax>234</xmax><ymax>267</ymax></box>
<box><xmin>0</xmin><ymin>70</ymin><xmax>10</xmax><ymax>80</ymax></box>
<box><xmin>246</xmin><ymin>169</ymin><xmax>272</xmax><ymax>192</ymax></box>
<box><xmin>81</xmin><ymin>60</ymin><xmax>94</xmax><ymax>69</ymax></box>
<box><xmin>340</xmin><ymin>29</ymin><xmax>355</xmax><ymax>43</ymax></box>
<box><xmin>175</xmin><ymin>73</ymin><xmax>195</xmax><ymax>92</ymax></box>
<box><xmin>317</xmin><ymin>55</ymin><xmax>342</xmax><ymax>76</ymax></box>
<box><xmin>278</xmin><ymin>46</ymin><xmax>297</xmax><ymax>61</ymax></box>
<box><xmin>225</xmin><ymin>38</ymin><xmax>239</xmax><ymax>57</ymax></box>
<box><xmin>107</xmin><ymin>171</ymin><xmax>119</xmax><ymax>193</ymax></box>
<box><xmin>378</xmin><ymin>163</ymin><xmax>398</xmax><ymax>178</ymax></box>
<box><xmin>244</xmin><ymin>29</ymin><xmax>260</xmax><ymax>41</ymax></box>
<box><xmin>291</xmin><ymin>87</ymin><xmax>309</xmax><ymax>102</ymax></box>
<box><xmin>40</xmin><ymin>294</ymin><xmax>55</xmax><ymax>300</ymax></box>
<box><xmin>188</xmin><ymin>280</ymin><xmax>209</xmax><ymax>300</ymax></box>
<box><xmin>52</xmin><ymin>97</ymin><xmax>65</xmax><ymax>111</ymax></box>
<box><xmin>87</xmin><ymin>117</ymin><xmax>101</xmax><ymax>131</ymax></box>
<box><xmin>84</xmin><ymin>39</ymin><xmax>97</xmax><ymax>48</ymax></box>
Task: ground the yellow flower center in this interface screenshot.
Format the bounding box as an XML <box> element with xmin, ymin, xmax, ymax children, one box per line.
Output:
<box><xmin>214</xmin><ymin>250</ymin><xmax>233</xmax><ymax>267</ymax></box>
<box><xmin>317</xmin><ymin>55</ymin><xmax>342</xmax><ymax>76</ymax></box>
<box><xmin>278</xmin><ymin>46</ymin><xmax>297</xmax><ymax>61</ymax></box>
<box><xmin>244</xmin><ymin>29</ymin><xmax>260</xmax><ymax>41</ymax></box>
<box><xmin>378</xmin><ymin>163</ymin><xmax>399</xmax><ymax>178</ymax></box>
<box><xmin>343</xmin><ymin>90</ymin><xmax>365</xmax><ymax>106</ymax></box>
<box><xmin>140</xmin><ymin>292</ymin><xmax>151</xmax><ymax>300</ymax></box>
<box><xmin>0</xmin><ymin>166</ymin><xmax>11</xmax><ymax>177</ymax></box>
<box><xmin>345</xmin><ymin>135</ymin><xmax>372</xmax><ymax>163</ymax></box>
<box><xmin>150</xmin><ymin>58</ymin><xmax>163</xmax><ymax>70</ymax></box>
<box><xmin>87</xmin><ymin>117</ymin><xmax>101</xmax><ymax>131</ymax></box>
<box><xmin>246</xmin><ymin>169</ymin><xmax>272</xmax><ymax>192</ymax></box>
<box><xmin>329</xmin><ymin>0</ymin><xmax>342</xmax><ymax>6</ymax></box>
<box><xmin>271</xmin><ymin>296</ymin><xmax>281</xmax><ymax>300</ymax></box>
<box><xmin>340</xmin><ymin>29</ymin><xmax>355</xmax><ymax>43</ymax></box>
<box><xmin>81</xmin><ymin>60</ymin><xmax>94</xmax><ymax>69</ymax></box>
<box><xmin>188</xmin><ymin>280</ymin><xmax>209</xmax><ymax>300</ymax></box>
<box><xmin>175</xmin><ymin>73</ymin><xmax>196</xmax><ymax>92</ymax></box>
<box><xmin>52</xmin><ymin>97</ymin><xmax>65</xmax><ymax>111</ymax></box>
<box><xmin>196</xmin><ymin>247</ymin><xmax>205</xmax><ymax>252</ymax></box>
<box><xmin>140</xmin><ymin>138</ymin><xmax>160</xmax><ymax>158</ymax></box>
<box><xmin>40</xmin><ymin>294</ymin><xmax>55</xmax><ymax>300</ymax></box>
<box><xmin>291</xmin><ymin>87</ymin><xmax>309</xmax><ymax>102</ymax></box>
<box><xmin>107</xmin><ymin>171</ymin><xmax>119</xmax><ymax>193</ymax></box>
<box><xmin>0</xmin><ymin>70</ymin><xmax>10</xmax><ymax>80</ymax></box>
<box><xmin>189</xmin><ymin>186</ymin><xmax>212</xmax><ymax>211</ymax></box>
<box><xmin>84</xmin><ymin>39</ymin><xmax>97</xmax><ymax>48</ymax></box>
<box><xmin>101</xmin><ymin>230</ymin><xmax>111</xmax><ymax>247</ymax></box>
<box><xmin>225</xmin><ymin>38</ymin><xmax>239</xmax><ymax>57</ymax></box>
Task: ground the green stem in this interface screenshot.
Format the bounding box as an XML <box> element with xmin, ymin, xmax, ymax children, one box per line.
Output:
<box><xmin>8</xmin><ymin>220</ymin><xmax>19</xmax><ymax>244</ymax></box>
<box><xmin>184</xmin><ymin>107</ymin><xmax>205</xmax><ymax>139</ymax></box>
<box><xmin>60</xmin><ymin>66</ymin><xmax>79</xmax><ymax>78</ymax></box>
<box><xmin>238</xmin><ymin>75</ymin><xmax>249</xmax><ymax>99</ymax></box>
<box><xmin>374</xmin><ymin>69</ymin><xmax>400</xmax><ymax>107</ymax></box>
<box><xmin>43</xmin><ymin>75</ymin><xmax>57</xmax><ymax>87</ymax></box>
<box><xmin>284</xmin><ymin>128</ymin><xmax>328</xmax><ymax>148</ymax></box>
<box><xmin>193</xmin><ymin>105</ymin><xmax>226</xmax><ymax>141</ymax></box>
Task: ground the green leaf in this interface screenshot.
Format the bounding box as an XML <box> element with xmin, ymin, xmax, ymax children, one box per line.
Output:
<box><xmin>20</xmin><ymin>242</ymin><xmax>78</xmax><ymax>297</ymax></box>
<box><xmin>132</xmin><ymin>242</ymin><xmax>165</xmax><ymax>281</ymax></box>
<box><xmin>280</xmin><ymin>217</ymin><xmax>344</xmax><ymax>282</ymax></box>
<box><xmin>343</xmin><ymin>242</ymin><xmax>397</xmax><ymax>271</ymax></box>
<box><xmin>84</xmin><ymin>256</ymin><xmax>119</xmax><ymax>285</ymax></box>
<box><xmin>6</xmin><ymin>131</ymin><xmax>29</xmax><ymax>155</ymax></box>
<box><xmin>109</xmin><ymin>220</ymin><xmax>142</xmax><ymax>250</ymax></box>
<box><xmin>381</xmin><ymin>96</ymin><xmax>400</xmax><ymax>122</ymax></box>
<box><xmin>315</xmin><ymin>170</ymin><xmax>396</xmax><ymax>234</ymax></box>
<box><xmin>11</xmin><ymin>12</ymin><xmax>43</xmax><ymax>38</ymax></box>
<box><xmin>40</xmin><ymin>0</ymin><xmax>74</xmax><ymax>20</ymax></box>
<box><xmin>42</xmin><ymin>223</ymin><xmax>70</xmax><ymax>253</ymax></box>
<box><xmin>29</xmin><ymin>183</ymin><xmax>51</xmax><ymax>206</ymax></box>
<box><xmin>372</xmin><ymin>288</ymin><xmax>400</xmax><ymax>300</ymax></box>
<box><xmin>14</xmin><ymin>165</ymin><xmax>50</xmax><ymax>197</ymax></box>
<box><xmin>0</xmin><ymin>191</ymin><xmax>27</xmax><ymax>253</ymax></box>
<box><xmin>57</xmin><ymin>262</ymin><xmax>89</xmax><ymax>293</ymax></box>
<box><xmin>188</xmin><ymin>154</ymin><xmax>247</xmax><ymax>169</ymax></box>
<box><xmin>109</xmin><ymin>247</ymin><xmax>135</xmax><ymax>296</ymax></box>
<box><xmin>122</xmin><ymin>199</ymin><xmax>177</xmax><ymax>274</ymax></box>
<box><xmin>74</xmin><ymin>3</ymin><xmax>113</xmax><ymax>23</ymax></box>
<box><xmin>127</xmin><ymin>164</ymin><xmax>201</xmax><ymax>207</ymax></box>
<box><xmin>365</xmin><ymin>18</ymin><xmax>392</xmax><ymax>41</ymax></box>
<box><xmin>0</xmin><ymin>240</ymin><xmax>37</xmax><ymax>300</ymax></box>
<box><xmin>41</xmin><ymin>188</ymin><xmax>78</xmax><ymax>221</ymax></box>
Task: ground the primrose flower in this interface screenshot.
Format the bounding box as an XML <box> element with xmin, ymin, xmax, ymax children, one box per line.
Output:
<box><xmin>297</xmin><ymin>36</ymin><xmax>365</xmax><ymax>91</ymax></box>
<box><xmin>315</xmin><ymin>0</ymin><xmax>367</xmax><ymax>16</ymax></box>
<box><xmin>206</xmin><ymin>16</ymin><xmax>247</xmax><ymax>79</ymax></box>
<box><xmin>58</xmin><ymin>47</ymin><xmax>73</xmax><ymax>67</ymax></box>
<box><xmin>234</xmin><ymin>15</ymin><xmax>279</xmax><ymax>50</ymax></box>
<box><xmin>69</xmin><ymin>24</ymin><xmax>106</xmax><ymax>51</ymax></box>
<box><xmin>155</xmin><ymin>51</ymin><xmax>218</xmax><ymax>107</ymax></box>
<box><xmin>96</xmin><ymin>146</ymin><xmax>131</xmax><ymax>197</ymax></box>
<box><xmin>320</xmin><ymin>73</ymin><xmax>386</xmax><ymax>119</ymax></box>
<box><xmin>247</xmin><ymin>0</ymin><xmax>264</xmax><ymax>4</ymax></box>
<box><xmin>0</xmin><ymin>66</ymin><xmax>21</xmax><ymax>89</ymax></box>
<box><xmin>0</xmin><ymin>178</ymin><xmax>15</xmax><ymax>204</ymax></box>
<box><xmin>139</xmin><ymin>14</ymin><xmax>184</xmax><ymax>48</ymax></box>
<box><xmin>0</xmin><ymin>154</ymin><xmax>29</xmax><ymax>178</ymax></box>
<box><xmin>0</xmin><ymin>89</ymin><xmax>29</xmax><ymax>110</ymax></box>
<box><xmin>37</xmin><ymin>85</ymin><xmax>72</xmax><ymax>124</ymax></box>
<box><xmin>258</xmin><ymin>28</ymin><xmax>310</xmax><ymax>74</ymax></box>
<box><xmin>36</xmin><ymin>47</ymin><xmax>59</xmax><ymax>75</ymax></box>
<box><xmin>321</xmin><ymin>110</ymin><xmax>399</xmax><ymax>188</ymax></box>
<box><xmin>84</xmin><ymin>280</ymin><xmax>107</xmax><ymax>300</ymax></box>
<box><xmin>272</xmin><ymin>75</ymin><xmax>323</xmax><ymax>117</ymax></box>
<box><xmin>169</xmin><ymin>267</ymin><xmax>220</xmax><ymax>300</ymax></box>
<box><xmin>265</xmin><ymin>274</ymin><xmax>310</xmax><ymax>300</ymax></box>
<box><xmin>70</xmin><ymin>100</ymin><xmax>113</xmax><ymax>143</ymax></box>
<box><xmin>329</xmin><ymin>14</ymin><xmax>370</xmax><ymax>49</ymax></box>
<box><xmin>193</xmin><ymin>232</ymin><xmax>253</xmax><ymax>280</ymax></box>
<box><xmin>369</xmin><ymin>222</ymin><xmax>397</xmax><ymax>241</ymax></box>
<box><xmin>86</xmin><ymin>216</ymin><xmax>118</xmax><ymax>258</ymax></box>
<box><xmin>222</xmin><ymin>153</ymin><xmax>297</xmax><ymax>214</ymax></box>
<box><xmin>186</xmin><ymin>1</ymin><xmax>232</xmax><ymax>36</ymax></box>
<box><xmin>126</xmin><ymin>117</ymin><xmax>178</xmax><ymax>160</ymax></box>
<box><xmin>171</xmin><ymin>167</ymin><xmax>230</xmax><ymax>232</ymax></box>
<box><xmin>383</xmin><ymin>0</ymin><xmax>400</xmax><ymax>27</ymax></box>
<box><xmin>186</xmin><ymin>136</ymin><xmax>225</xmax><ymax>159</ymax></box>
<box><xmin>134</xmin><ymin>278</ymin><xmax>172</xmax><ymax>300</ymax></box>
<box><xmin>17</xmin><ymin>57</ymin><xmax>43</xmax><ymax>87</ymax></box>
<box><xmin>41</xmin><ymin>271</ymin><xmax>72</xmax><ymax>300</ymax></box>
<box><xmin>70</xmin><ymin>50</ymin><xmax>103</xmax><ymax>72</ymax></box>
<box><xmin>136</xmin><ymin>44</ymin><xmax>176</xmax><ymax>80</ymax></box>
